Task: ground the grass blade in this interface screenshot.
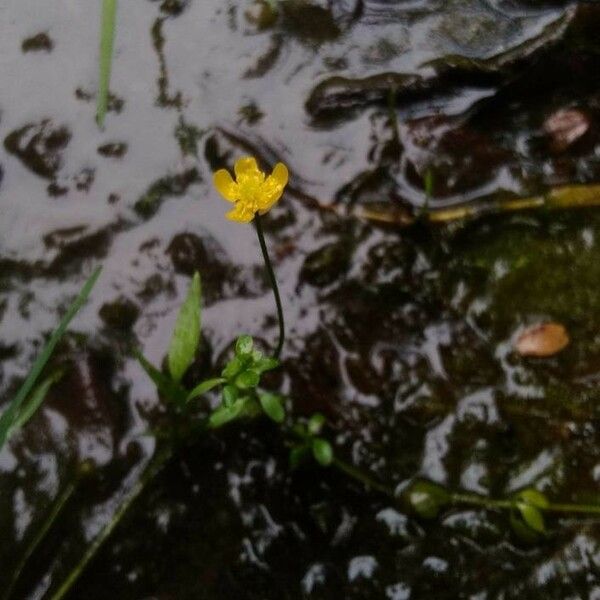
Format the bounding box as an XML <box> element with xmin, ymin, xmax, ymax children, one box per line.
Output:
<box><xmin>1</xmin><ymin>476</ymin><xmax>78</xmax><ymax>600</ymax></box>
<box><xmin>0</xmin><ymin>267</ymin><xmax>101</xmax><ymax>451</ymax></box>
<box><xmin>97</xmin><ymin>0</ymin><xmax>118</xmax><ymax>127</ymax></box>
<box><xmin>10</xmin><ymin>370</ymin><xmax>63</xmax><ymax>435</ymax></box>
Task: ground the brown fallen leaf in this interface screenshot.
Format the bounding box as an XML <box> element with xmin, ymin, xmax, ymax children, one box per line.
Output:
<box><xmin>515</xmin><ymin>322</ymin><xmax>570</xmax><ymax>358</ymax></box>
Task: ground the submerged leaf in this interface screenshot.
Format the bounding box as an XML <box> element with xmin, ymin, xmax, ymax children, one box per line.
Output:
<box><xmin>510</xmin><ymin>511</ymin><xmax>540</xmax><ymax>543</ymax></box>
<box><xmin>516</xmin><ymin>502</ymin><xmax>546</xmax><ymax>534</ymax></box>
<box><xmin>407</xmin><ymin>480</ymin><xmax>451</xmax><ymax>519</ymax></box>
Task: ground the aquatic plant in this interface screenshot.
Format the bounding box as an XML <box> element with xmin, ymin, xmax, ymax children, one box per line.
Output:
<box><xmin>26</xmin><ymin>158</ymin><xmax>600</xmax><ymax>597</ymax></box>
<box><xmin>214</xmin><ymin>156</ymin><xmax>288</xmax><ymax>358</ymax></box>
<box><xmin>0</xmin><ymin>268</ymin><xmax>101</xmax><ymax>453</ymax></box>
<box><xmin>97</xmin><ymin>0</ymin><xmax>118</xmax><ymax>127</ymax></box>
<box><xmin>135</xmin><ymin>271</ymin><xmax>284</xmax><ymax>429</ymax></box>
<box><xmin>213</xmin><ymin>157</ymin><xmax>288</xmax><ymax>223</ymax></box>
<box><xmin>0</xmin><ymin>268</ymin><xmax>101</xmax><ymax>599</ymax></box>
<box><xmin>43</xmin><ymin>265</ymin><xmax>600</xmax><ymax>598</ymax></box>
<box><xmin>405</xmin><ymin>479</ymin><xmax>600</xmax><ymax>540</ymax></box>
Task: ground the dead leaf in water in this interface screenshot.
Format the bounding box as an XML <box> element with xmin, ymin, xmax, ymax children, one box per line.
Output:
<box><xmin>515</xmin><ymin>323</ymin><xmax>570</xmax><ymax>357</ymax></box>
<box><xmin>543</xmin><ymin>108</ymin><xmax>590</xmax><ymax>153</ymax></box>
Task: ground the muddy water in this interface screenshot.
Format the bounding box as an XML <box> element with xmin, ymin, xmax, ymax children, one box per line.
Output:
<box><xmin>2</xmin><ymin>0</ymin><xmax>600</xmax><ymax>598</ymax></box>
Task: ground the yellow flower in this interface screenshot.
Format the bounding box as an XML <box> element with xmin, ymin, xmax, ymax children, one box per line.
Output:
<box><xmin>213</xmin><ymin>157</ymin><xmax>289</xmax><ymax>223</ymax></box>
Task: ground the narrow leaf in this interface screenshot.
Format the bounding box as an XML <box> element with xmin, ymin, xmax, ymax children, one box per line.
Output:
<box><xmin>168</xmin><ymin>272</ymin><xmax>201</xmax><ymax>383</ymax></box>
<box><xmin>0</xmin><ymin>267</ymin><xmax>101</xmax><ymax>451</ymax></box>
<box><xmin>97</xmin><ymin>0</ymin><xmax>118</xmax><ymax>127</ymax></box>
<box><xmin>186</xmin><ymin>378</ymin><xmax>224</xmax><ymax>402</ymax></box>
<box><xmin>11</xmin><ymin>371</ymin><xmax>63</xmax><ymax>434</ymax></box>
<box><xmin>406</xmin><ymin>480</ymin><xmax>450</xmax><ymax>519</ymax></box>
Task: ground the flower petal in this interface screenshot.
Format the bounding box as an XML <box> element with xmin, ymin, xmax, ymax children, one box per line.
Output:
<box><xmin>258</xmin><ymin>163</ymin><xmax>289</xmax><ymax>212</ymax></box>
<box><xmin>234</xmin><ymin>156</ymin><xmax>264</xmax><ymax>184</ymax></box>
<box><xmin>213</xmin><ymin>169</ymin><xmax>239</xmax><ymax>202</ymax></box>
<box><xmin>226</xmin><ymin>202</ymin><xmax>255</xmax><ymax>224</ymax></box>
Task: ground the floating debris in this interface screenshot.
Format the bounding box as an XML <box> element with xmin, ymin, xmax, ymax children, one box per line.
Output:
<box><xmin>515</xmin><ymin>322</ymin><xmax>570</xmax><ymax>357</ymax></box>
<box><xmin>544</xmin><ymin>108</ymin><xmax>590</xmax><ymax>153</ymax></box>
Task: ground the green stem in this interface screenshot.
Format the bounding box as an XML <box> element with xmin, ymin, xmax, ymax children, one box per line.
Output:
<box><xmin>3</xmin><ymin>478</ymin><xmax>78</xmax><ymax>600</ymax></box>
<box><xmin>254</xmin><ymin>214</ymin><xmax>285</xmax><ymax>359</ymax></box>
<box><xmin>451</xmin><ymin>492</ymin><xmax>600</xmax><ymax>517</ymax></box>
<box><xmin>48</xmin><ymin>445</ymin><xmax>173</xmax><ymax>600</ymax></box>
<box><xmin>546</xmin><ymin>503</ymin><xmax>600</xmax><ymax>515</ymax></box>
<box><xmin>450</xmin><ymin>493</ymin><xmax>514</xmax><ymax>511</ymax></box>
<box><xmin>332</xmin><ymin>457</ymin><xmax>395</xmax><ymax>498</ymax></box>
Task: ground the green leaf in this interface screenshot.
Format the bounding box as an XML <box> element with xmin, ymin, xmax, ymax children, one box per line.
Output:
<box><xmin>208</xmin><ymin>399</ymin><xmax>246</xmax><ymax>429</ymax></box>
<box><xmin>289</xmin><ymin>445</ymin><xmax>309</xmax><ymax>469</ymax></box>
<box><xmin>134</xmin><ymin>349</ymin><xmax>185</xmax><ymax>405</ymax></box>
<box><xmin>97</xmin><ymin>0</ymin><xmax>118</xmax><ymax>127</ymax></box>
<box><xmin>516</xmin><ymin>489</ymin><xmax>550</xmax><ymax>509</ymax></box>
<box><xmin>407</xmin><ymin>480</ymin><xmax>450</xmax><ymax>519</ymax></box>
<box><xmin>292</xmin><ymin>423</ymin><xmax>307</xmax><ymax>438</ymax></box>
<box><xmin>516</xmin><ymin>502</ymin><xmax>546</xmax><ymax>534</ymax></box>
<box><xmin>259</xmin><ymin>393</ymin><xmax>285</xmax><ymax>423</ymax></box>
<box><xmin>186</xmin><ymin>378</ymin><xmax>224</xmax><ymax>402</ymax></box>
<box><xmin>312</xmin><ymin>438</ymin><xmax>333</xmax><ymax>466</ymax></box>
<box><xmin>509</xmin><ymin>511</ymin><xmax>540</xmax><ymax>543</ymax></box>
<box><xmin>11</xmin><ymin>371</ymin><xmax>63</xmax><ymax>434</ymax></box>
<box><xmin>308</xmin><ymin>413</ymin><xmax>326</xmax><ymax>436</ymax></box>
<box><xmin>0</xmin><ymin>267</ymin><xmax>101</xmax><ymax>451</ymax></box>
<box><xmin>168</xmin><ymin>272</ymin><xmax>201</xmax><ymax>383</ymax></box>
<box><xmin>235</xmin><ymin>369</ymin><xmax>260</xmax><ymax>390</ymax></box>
<box><xmin>424</xmin><ymin>168</ymin><xmax>435</xmax><ymax>201</ymax></box>
<box><xmin>222</xmin><ymin>385</ymin><xmax>238</xmax><ymax>407</ymax></box>
<box><xmin>222</xmin><ymin>357</ymin><xmax>243</xmax><ymax>379</ymax></box>
<box><xmin>254</xmin><ymin>357</ymin><xmax>279</xmax><ymax>374</ymax></box>
<box><xmin>235</xmin><ymin>335</ymin><xmax>253</xmax><ymax>356</ymax></box>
